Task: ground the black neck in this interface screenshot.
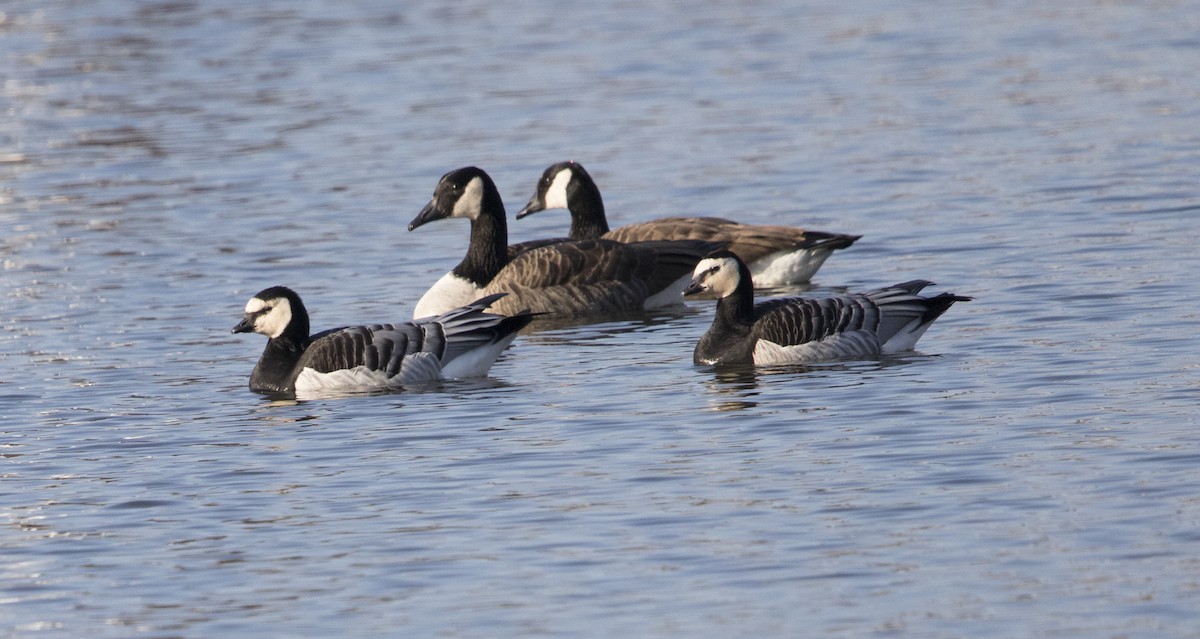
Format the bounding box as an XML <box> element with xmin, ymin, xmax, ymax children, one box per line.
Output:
<box><xmin>696</xmin><ymin>296</ymin><xmax>756</xmax><ymax>366</ymax></box>
<box><xmin>710</xmin><ymin>283</ymin><xmax>757</xmax><ymax>341</ymax></box>
<box><xmin>567</xmin><ymin>169</ymin><xmax>611</xmax><ymax>240</ymax></box>
<box><xmin>250</xmin><ymin>334</ymin><xmax>306</xmax><ymax>395</ymax></box>
<box><xmin>453</xmin><ymin>187</ymin><xmax>510</xmax><ymax>286</ymax></box>
<box><xmin>720</xmin><ymin>269</ymin><xmax>758</xmax><ymax>327</ymax></box>
<box><xmin>694</xmin><ymin>270</ymin><xmax>758</xmax><ymax>365</ymax></box>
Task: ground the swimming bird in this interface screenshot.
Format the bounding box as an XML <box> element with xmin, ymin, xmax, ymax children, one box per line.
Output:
<box><xmin>683</xmin><ymin>250</ymin><xmax>970</xmax><ymax>366</ymax></box>
<box><xmin>408</xmin><ymin>166</ymin><xmax>718</xmax><ymax>319</ymax></box>
<box><xmin>232</xmin><ymin>287</ymin><xmax>533</xmax><ymax>398</ymax></box>
<box><xmin>516</xmin><ymin>161</ymin><xmax>861</xmax><ymax>286</ymax></box>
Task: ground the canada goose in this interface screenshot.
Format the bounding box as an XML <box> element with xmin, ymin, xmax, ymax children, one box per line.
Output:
<box><xmin>517</xmin><ymin>161</ymin><xmax>861</xmax><ymax>286</ymax></box>
<box><xmin>408</xmin><ymin>166</ymin><xmax>718</xmax><ymax>319</ymax></box>
<box><xmin>232</xmin><ymin>287</ymin><xmax>533</xmax><ymax>398</ymax></box>
<box><xmin>684</xmin><ymin>251</ymin><xmax>970</xmax><ymax>366</ymax></box>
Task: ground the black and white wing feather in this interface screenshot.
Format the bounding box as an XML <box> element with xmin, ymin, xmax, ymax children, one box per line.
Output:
<box><xmin>750</xmin><ymin>294</ymin><xmax>884</xmax><ymax>363</ymax></box>
<box><xmin>749</xmin><ymin>280</ymin><xmax>967</xmax><ymax>363</ymax></box>
<box><xmin>293</xmin><ymin>294</ymin><xmax>531</xmax><ymax>394</ymax></box>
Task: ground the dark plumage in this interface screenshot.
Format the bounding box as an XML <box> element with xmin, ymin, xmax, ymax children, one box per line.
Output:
<box><xmin>408</xmin><ymin>166</ymin><xmax>720</xmax><ymax>319</ymax></box>
<box><xmin>516</xmin><ymin>161</ymin><xmax>861</xmax><ymax>286</ymax></box>
<box><xmin>684</xmin><ymin>251</ymin><xmax>970</xmax><ymax>366</ymax></box>
<box><xmin>232</xmin><ymin>287</ymin><xmax>533</xmax><ymax>398</ymax></box>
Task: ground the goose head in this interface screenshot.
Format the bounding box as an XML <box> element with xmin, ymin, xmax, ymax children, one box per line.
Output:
<box><xmin>683</xmin><ymin>250</ymin><xmax>750</xmax><ymax>299</ymax></box>
<box><xmin>409</xmin><ymin>166</ymin><xmax>495</xmax><ymax>230</ymax></box>
<box><xmin>232</xmin><ymin>286</ymin><xmax>307</xmax><ymax>340</ymax></box>
<box><xmin>516</xmin><ymin>161</ymin><xmax>581</xmax><ymax>219</ymax></box>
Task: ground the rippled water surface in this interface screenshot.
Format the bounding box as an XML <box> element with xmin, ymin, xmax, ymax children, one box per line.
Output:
<box><xmin>3</xmin><ymin>1</ymin><xmax>1200</xmax><ymax>636</ymax></box>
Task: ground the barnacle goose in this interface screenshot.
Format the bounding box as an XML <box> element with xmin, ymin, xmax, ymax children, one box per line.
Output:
<box><xmin>231</xmin><ymin>287</ymin><xmax>534</xmax><ymax>398</ymax></box>
<box><xmin>516</xmin><ymin>161</ymin><xmax>861</xmax><ymax>286</ymax></box>
<box><xmin>684</xmin><ymin>250</ymin><xmax>970</xmax><ymax>366</ymax></box>
<box><xmin>408</xmin><ymin>166</ymin><xmax>719</xmax><ymax>319</ymax></box>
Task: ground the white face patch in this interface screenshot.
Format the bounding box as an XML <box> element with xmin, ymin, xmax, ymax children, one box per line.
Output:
<box><xmin>450</xmin><ymin>176</ymin><xmax>484</xmax><ymax>220</ymax></box>
<box><xmin>253</xmin><ymin>297</ymin><xmax>292</xmax><ymax>339</ymax></box>
<box><xmin>543</xmin><ymin>168</ymin><xmax>572</xmax><ymax>210</ymax></box>
<box><xmin>691</xmin><ymin>256</ymin><xmax>742</xmax><ymax>298</ymax></box>
<box><xmin>244</xmin><ymin>297</ymin><xmax>268</xmax><ymax>314</ymax></box>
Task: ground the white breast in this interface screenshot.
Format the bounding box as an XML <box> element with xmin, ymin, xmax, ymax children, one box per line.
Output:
<box><xmin>413</xmin><ymin>272</ymin><xmax>483</xmax><ymax>319</ymax></box>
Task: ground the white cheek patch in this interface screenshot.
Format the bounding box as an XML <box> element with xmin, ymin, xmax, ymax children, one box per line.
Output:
<box><xmin>709</xmin><ymin>257</ymin><xmax>742</xmax><ymax>296</ymax></box>
<box><xmin>693</xmin><ymin>257</ymin><xmax>722</xmax><ymax>280</ymax></box>
<box><xmin>543</xmin><ymin>168</ymin><xmax>572</xmax><ymax>210</ymax></box>
<box><xmin>692</xmin><ymin>256</ymin><xmax>741</xmax><ymax>297</ymax></box>
<box><xmin>255</xmin><ymin>298</ymin><xmax>292</xmax><ymax>339</ymax></box>
<box><xmin>245</xmin><ymin>297</ymin><xmax>268</xmax><ymax>314</ymax></box>
<box><xmin>450</xmin><ymin>176</ymin><xmax>484</xmax><ymax>220</ymax></box>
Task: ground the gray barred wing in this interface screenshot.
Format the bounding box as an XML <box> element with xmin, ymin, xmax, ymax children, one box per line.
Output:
<box><xmin>751</xmin><ymin>295</ymin><xmax>881</xmax><ymax>347</ymax></box>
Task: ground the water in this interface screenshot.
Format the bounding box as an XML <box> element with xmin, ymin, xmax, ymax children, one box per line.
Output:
<box><xmin>3</xmin><ymin>0</ymin><xmax>1199</xmax><ymax>636</ymax></box>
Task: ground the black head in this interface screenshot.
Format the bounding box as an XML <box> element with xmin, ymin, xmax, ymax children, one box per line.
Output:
<box><xmin>409</xmin><ymin>166</ymin><xmax>500</xmax><ymax>231</ymax></box>
<box><xmin>517</xmin><ymin>159</ymin><xmax>603</xmax><ymax>220</ymax></box>
<box><xmin>683</xmin><ymin>250</ymin><xmax>752</xmax><ymax>299</ymax></box>
<box><xmin>231</xmin><ymin>285</ymin><xmax>309</xmax><ymax>340</ymax></box>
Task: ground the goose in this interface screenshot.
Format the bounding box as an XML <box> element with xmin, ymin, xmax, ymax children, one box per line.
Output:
<box><xmin>231</xmin><ymin>287</ymin><xmax>534</xmax><ymax>398</ymax></box>
<box><xmin>684</xmin><ymin>250</ymin><xmax>970</xmax><ymax>366</ymax></box>
<box><xmin>516</xmin><ymin>161</ymin><xmax>862</xmax><ymax>287</ymax></box>
<box><xmin>407</xmin><ymin>166</ymin><xmax>719</xmax><ymax>319</ymax></box>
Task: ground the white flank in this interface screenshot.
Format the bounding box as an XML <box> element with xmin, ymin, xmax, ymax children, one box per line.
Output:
<box><xmin>292</xmin><ymin>331</ymin><xmax>515</xmax><ymax>399</ymax></box>
<box><xmin>293</xmin><ymin>354</ymin><xmax>448</xmax><ymax>399</ymax></box>
<box><xmin>397</xmin><ymin>352</ymin><xmax>445</xmax><ymax>382</ymax></box>
<box><xmin>880</xmin><ymin>318</ymin><xmax>932</xmax><ymax>354</ymax></box>
<box><xmin>295</xmin><ymin>367</ymin><xmax>390</xmax><ymax>393</ymax></box>
<box><xmin>749</xmin><ymin>248</ymin><xmax>835</xmax><ymax>287</ymax></box>
<box><xmin>413</xmin><ymin>272</ymin><xmax>483</xmax><ymax>319</ymax></box>
<box><xmin>543</xmin><ymin>168</ymin><xmax>572</xmax><ymax>210</ymax></box>
<box><xmin>753</xmin><ymin>332</ymin><xmax>880</xmax><ymax>365</ymax></box>
<box><xmin>439</xmin><ymin>333</ymin><xmax>519</xmax><ymax>379</ymax></box>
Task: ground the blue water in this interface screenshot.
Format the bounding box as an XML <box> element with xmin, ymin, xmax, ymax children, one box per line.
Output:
<box><xmin>3</xmin><ymin>0</ymin><xmax>1199</xmax><ymax>636</ymax></box>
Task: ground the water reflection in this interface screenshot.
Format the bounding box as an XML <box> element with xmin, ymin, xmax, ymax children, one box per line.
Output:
<box><xmin>244</xmin><ymin>402</ymin><xmax>318</xmax><ymax>420</ymax></box>
<box><xmin>699</xmin><ymin>354</ymin><xmax>937</xmax><ymax>412</ymax></box>
<box><xmin>702</xmin><ymin>364</ymin><xmax>761</xmax><ymax>412</ymax></box>
<box><xmin>236</xmin><ymin>375</ymin><xmax>516</xmax><ymax>403</ymax></box>
<box><xmin>5</xmin><ymin>0</ymin><xmax>1199</xmax><ymax>636</ymax></box>
<box><xmin>517</xmin><ymin>305</ymin><xmax>700</xmax><ymax>339</ymax></box>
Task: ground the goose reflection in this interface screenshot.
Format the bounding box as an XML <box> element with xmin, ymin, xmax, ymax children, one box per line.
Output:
<box><xmin>699</xmin><ymin>355</ymin><xmax>935</xmax><ymax>413</ymax></box>
<box><xmin>702</xmin><ymin>364</ymin><xmax>762</xmax><ymax>412</ymax></box>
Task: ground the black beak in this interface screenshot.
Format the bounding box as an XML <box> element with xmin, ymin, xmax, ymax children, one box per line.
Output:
<box><xmin>682</xmin><ymin>279</ymin><xmax>705</xmax><ymax>297</ymax></box>
<box><xmin>514</xmin><ymin>193</ymin><xmax>544</xmax><ymax>220</ymax></box>
<box><xmin>408</xmin><ymin>199</ymin><xmax>449</xmax><ymax>231</ymax></box>
<box><xmin>231</xmin><ymin>315</ymin><xmax>255</xmax><ymax>334</ymax></box>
